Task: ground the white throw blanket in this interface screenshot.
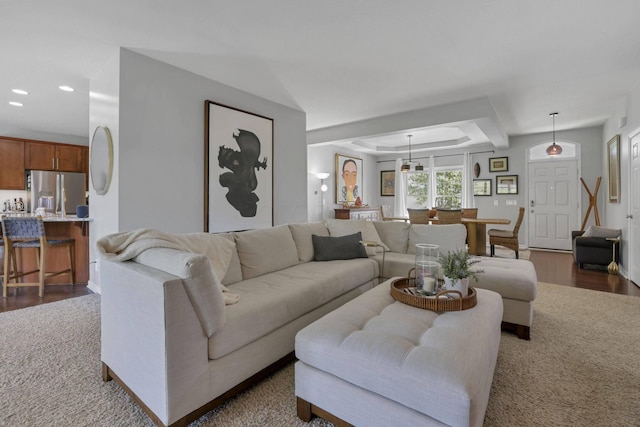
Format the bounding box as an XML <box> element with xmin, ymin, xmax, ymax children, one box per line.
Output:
<box><xmin>96</xmin><ymin>228</ymin><xmax>239</xmax><ymax>304</ymax></box>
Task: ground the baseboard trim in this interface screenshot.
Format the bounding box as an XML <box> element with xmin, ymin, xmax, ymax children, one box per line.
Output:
<box><xmin>87</xmin><ymin>280</ymin><xmax>101</xmax><ymax>295</ymax></box>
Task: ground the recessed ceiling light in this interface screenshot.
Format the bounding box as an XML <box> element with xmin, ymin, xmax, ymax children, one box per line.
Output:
<box><xmin>59</xmin><ymin>85</ymin><xmax>74</xmax><ymax>92</ymax></box>
<box><xmin>9</xmin><ymin>101</ymin><xmax>24</xmax><ymax>107</ymax></box>
<box><xmin>12</xmin><ymin>89</ymin><xmax>29</xmax><ymax>95</ymax></box>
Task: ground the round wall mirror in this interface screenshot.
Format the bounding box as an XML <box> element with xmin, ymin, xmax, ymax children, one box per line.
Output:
<box><xmin>90</xmin><ymin>126</ymin><xmax>114</xmax><ymax>195</ymax></box>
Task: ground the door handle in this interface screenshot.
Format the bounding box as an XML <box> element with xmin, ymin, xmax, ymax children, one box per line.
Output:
<box><xmin>530</xmin><ymin>200</ymin><xmax>535</xmax><ymax>207</ymax></box>
<box><xmin>627</xmin><ymin>214</ymin><xmax>633</xmax><ymax>219</ymax></box>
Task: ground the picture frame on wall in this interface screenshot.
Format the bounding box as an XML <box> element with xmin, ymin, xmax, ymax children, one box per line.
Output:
<box><xmin>473</xmin><ymin>179</ymin><xmax>492</xmax><ymax>196</ymax></box>
<box><xmin>204</xmin><ymin>100</ymin><xmax>274</xmax><ymax>232</ymax></box>
<box><xmin>335</xmin><ymin>154</ymin><xmax>363</xmax><ymax>204</ymax></box>
<box><xmin>496</xmin><ymin>175</ymin><xmax>518</xmax><ymax>194</ymax></box>
<box><xmin>607</xmin><ymin>134</ymin><xmax>620</xmax><ymax>203</ymax></box>
<box><xmin>489</xmin><ymin>157</ymin><xmax>508</xmax><ymax>172</ymax></box>
<box><xmin>380</xmin><ymin>170</ymin><xmax>395</xmax><ymax>196</ymax></box>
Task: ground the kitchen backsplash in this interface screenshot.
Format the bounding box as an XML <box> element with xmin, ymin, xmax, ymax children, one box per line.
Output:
<box><xmin>0</xmin><ymin>190</ymin><xmax>28</xmax><ymax>212</ymax></box>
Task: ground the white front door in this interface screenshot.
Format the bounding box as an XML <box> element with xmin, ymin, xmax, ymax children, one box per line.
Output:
<box><xmin>528</xmin><ymin>160</ymin><xmax>579</xmax><ymax>250</ymax></box>
<box><xmin>629</xmin><ymin>131</ymin><xmax>640</xmax><ymax>286</ymax></box>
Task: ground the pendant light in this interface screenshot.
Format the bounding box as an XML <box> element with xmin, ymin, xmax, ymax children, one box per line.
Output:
<box><xmin>546</xmin><ymin>112</ymin><xmax>563</xmax><ymax>156</ymax></box>
<box><xmin>401</xmin><ymin>134</ymin><xmax>423</xmax><ymax>172</ymax></box>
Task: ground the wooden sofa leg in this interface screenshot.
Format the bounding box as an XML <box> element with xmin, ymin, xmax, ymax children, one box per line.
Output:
<box><xmin>502</xmin><ymin>322</ymin><xmax>531</xmax><ymax>340</ymax></box>
<box><xmin>102</xmin><ymin>362</ymin><xmax>113</xmax><ymax>382</ymax></box>
<box><xmin>515</xmin><ymin>325</ymin><xmax>530</xmax><ymax>340</ymax></box>
<box><xmin>297</xmin><ymin>397</ymin><xmax>312</xmax><ymax>422</ymax></box>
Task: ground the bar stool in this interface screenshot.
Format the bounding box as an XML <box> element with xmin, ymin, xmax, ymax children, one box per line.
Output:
<box><xmin>1</xmin><ymin>215</ymin><xmax>75</xmax><ymax>298</ymax></box>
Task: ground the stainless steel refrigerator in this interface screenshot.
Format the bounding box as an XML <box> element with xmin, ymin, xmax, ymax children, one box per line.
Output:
<box><xmin>28</xmin><ymin>170</ymin><xmax>86</xmax><ymax>214</ymax></box>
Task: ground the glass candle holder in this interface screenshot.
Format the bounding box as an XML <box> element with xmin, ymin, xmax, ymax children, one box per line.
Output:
<box><xmin>415</xmin><ymin>244</ymin><xmax>440</xmax><ymax>295</ymax></box>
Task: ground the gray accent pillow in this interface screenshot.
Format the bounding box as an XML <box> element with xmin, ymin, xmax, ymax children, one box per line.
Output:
<box><xmin>312</xmin><ymin>232</ymin><xmax>368</xmax><ymax>261</ymax></box>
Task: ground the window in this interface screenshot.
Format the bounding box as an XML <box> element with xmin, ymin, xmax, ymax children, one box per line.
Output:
<box><xmin>407</xmin><ymin>171</ymin><xmax>429</xmax><ymax>208</ymax></box>
<box><xmin>405</xmin><ymin>166</ymin><xmax>463</xmax><ymax>209</ymax></box>
<box><xmin>435</xmin><ymin>168</ymin><xmax>462</xmax><ymax>208</ymax></box>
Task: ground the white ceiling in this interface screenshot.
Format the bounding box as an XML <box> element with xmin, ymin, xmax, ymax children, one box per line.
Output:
<box><xmin>2</xmin><ymin>0</ymin><xmax>640</xmax><ymax>154</ymax></box>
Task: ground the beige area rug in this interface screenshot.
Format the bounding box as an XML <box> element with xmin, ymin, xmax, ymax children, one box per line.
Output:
<box><xmin>1</xmin><ymin>284</ymin><xmax>639</xmax><ymax>426</ymax></box>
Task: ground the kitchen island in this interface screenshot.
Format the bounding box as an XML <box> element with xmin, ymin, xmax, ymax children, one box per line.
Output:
<box><xmin>1</xmin><ymin>213</ymin><xmax>92</xmax><ymax>285</ymax></box>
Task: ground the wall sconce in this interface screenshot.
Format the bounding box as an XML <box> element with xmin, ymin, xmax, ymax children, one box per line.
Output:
<box><xmin>316</xmin><ymin>172</ymin><xmax>330</xmax><ymax>192</ymax></box>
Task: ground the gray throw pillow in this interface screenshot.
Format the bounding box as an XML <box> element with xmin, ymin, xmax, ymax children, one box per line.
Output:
<box><xmin>312</xmin><ymin>232</ymin><xmax>368</xmax><ymax>261</ymax></box>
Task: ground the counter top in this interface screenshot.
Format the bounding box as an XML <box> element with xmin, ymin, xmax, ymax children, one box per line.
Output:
<box><xmin>43</xmin><ymin>215</ymin><xmax>93</xmax><ymax>222</ymax></box>
<box><xmin>0</xmin><ymin>213</ymin><xmax>93</xmax><ymax>222</ymax></box>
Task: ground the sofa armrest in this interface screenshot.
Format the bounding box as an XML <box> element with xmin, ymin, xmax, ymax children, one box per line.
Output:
<box><xmin>574</xmin><ymin>236</ymin><xmax>617</xmax><ymax>249</ymax></box>
<box><xmin>571</xmin><ymin>230</ymin><xmax>585</xmax><ymax>240</ymax></box>
<box><xmin>101</xmin><ymin>259</ymin><xmax>210</xmax><ymax>426</ymax></box>
<box><xmin>133</xmin><ymin>247</ymin><xmax>226</xmax><ymax>337</ymax></box>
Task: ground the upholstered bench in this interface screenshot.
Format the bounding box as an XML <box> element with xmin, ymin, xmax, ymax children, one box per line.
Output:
<box><xmin>471</xmin><ymin>258</ymin><xmax>537</xmax><ymax>340</ymax></box>
<box><xmin>295</xmin><ymin>280</ymin><xmax>503</xmax><ymax>427</ymax></box>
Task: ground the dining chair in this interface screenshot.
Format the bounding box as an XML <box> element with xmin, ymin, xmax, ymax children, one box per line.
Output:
<box><xmin>407</xmin><ymin>208</ymin><xmax>430</xmax><ymax>224</ymax></box>
<box><xmin>461</xmin><ymin>208</ymin><xmax>478</xmax><ymax>219</ymax></box>
<box><xmin>489</xmin><ymin>207</ymin><xmax>525</xmax><ymax>259</ymax></box>
<box><xmin>379</xmin><ymin>205</ymin><xmax>393</xmax><ymax>221</ymax></box>
<box><xmin>436</xmin><ymin>209</ymin><xmax>462</xmax><ymax>224</ymax></box>
<box><xmin>1</xmin><ymin>215</ymin><xmax>75</xmax><ymax>298</ymax></box>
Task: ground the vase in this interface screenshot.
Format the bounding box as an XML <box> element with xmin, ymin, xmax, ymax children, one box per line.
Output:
<box><xmin>444</xmin><ymin>277</ymin><xmax>469</xmax><ymax>298</ymax></box>
<box><xmin>415</xmin><ymin>244</ymin><xmax>439</xmax><ymax>294</ymax></box>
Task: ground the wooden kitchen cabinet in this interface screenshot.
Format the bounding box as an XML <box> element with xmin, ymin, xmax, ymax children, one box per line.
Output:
<box><xmin>25</xmin><ymin>141</ymin><xmax>84</xmax><ymax>172</ymax></box>
<box><xmin>0</xmin><ymin>138</ymin><xmax>26</xmax><ymax>189</ymax></box>
<box><xmin>81</xmin><ymin>146</ymin><xmax>89</xmax><ymax>187</ymax></box>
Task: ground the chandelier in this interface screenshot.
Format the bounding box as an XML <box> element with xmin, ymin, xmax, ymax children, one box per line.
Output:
<box><xmin>546</xmin><ymin>112</ymin><xmax>563</xmax><ymax>156</ymax></box>
<box><xmin>401</xmin><ymin>134</ymin><xmax>423</xmax><ymax>172</ymax></box>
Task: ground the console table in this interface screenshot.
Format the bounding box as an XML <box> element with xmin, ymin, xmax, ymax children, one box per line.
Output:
<box><xmin>334</xmin><ymin>207</ymin><xmax>380</xmax><ymax>221</ymax></box>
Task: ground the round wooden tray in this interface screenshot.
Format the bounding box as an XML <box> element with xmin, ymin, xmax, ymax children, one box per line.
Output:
<box><xmin>390</xmin><ymin>277</ymin><xmax>477</xmax><ymax>312</ymax></box>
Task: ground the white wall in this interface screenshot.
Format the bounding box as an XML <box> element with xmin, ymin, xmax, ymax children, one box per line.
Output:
<box><xmin>307</xmin><ymin>144</ymin><xmax>378</xmax><ymax>221</ymax></box>
<box><xmin>116</xmin><ymin>49</ymin><xmax>307</xmax><ymax>232</ymax></box>
<box><xmin>0</xmin><ymin>126</ymin><xmax>88</xmax><ymax>146</ymax></box>
<box><xmin>602</xmin><ymin>87</ymin><xmax>640</xmax><ymax>274</ymax></box>
<box><xmin>89</xmin><ymin>48</ymin><xmax>307</xmax><ymax>289</ymax></box>
<box><xmin>88</xmin><ymin>49</ymin><xmax>121</xmax><ymax>292</ymax></box>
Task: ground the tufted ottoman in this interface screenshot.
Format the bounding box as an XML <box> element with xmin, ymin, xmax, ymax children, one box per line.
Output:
<box><xmin>295</xmin><ymin>280</ymin><xmax>503</xmax><ymax>427</ymax></box>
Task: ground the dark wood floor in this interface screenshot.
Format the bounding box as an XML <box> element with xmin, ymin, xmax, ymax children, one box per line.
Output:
<box><xmin>0</xmin><ymin>249</ymin><xmax>638</xmax><ymax>313</ymax></box>
<box><xmin>529</xmin><ymin>249</ymin><xmax>640</xmax><ymax>296</ymax></box>
<box><xmin>0</xmin><ymin>283</ymin><xmax>92</xmax><ymax>313</ymax></box>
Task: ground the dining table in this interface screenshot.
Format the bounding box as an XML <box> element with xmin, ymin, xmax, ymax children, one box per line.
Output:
<box><xmin>460</xmin><ymin>217</ymin><xmax>511</xmax><ymax>256</ymax></box>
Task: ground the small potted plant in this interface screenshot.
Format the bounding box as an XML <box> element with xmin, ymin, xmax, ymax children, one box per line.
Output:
<box><xmin>438</xmin><ymin>249</ymin><xmax>483</xmax><ymax>297</ymax></box>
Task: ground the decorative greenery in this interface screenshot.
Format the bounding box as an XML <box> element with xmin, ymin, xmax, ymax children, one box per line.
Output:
<box><xmin>439</xmin><ymin>249</ymin><xmax>484</xmax><ymax>281</ymax></box>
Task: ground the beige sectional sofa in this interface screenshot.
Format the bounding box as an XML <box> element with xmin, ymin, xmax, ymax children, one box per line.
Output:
<box><xmin>100</xmin><ymin>219</ymin><xmax>537</xmax><ymax>426</ymax></box>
